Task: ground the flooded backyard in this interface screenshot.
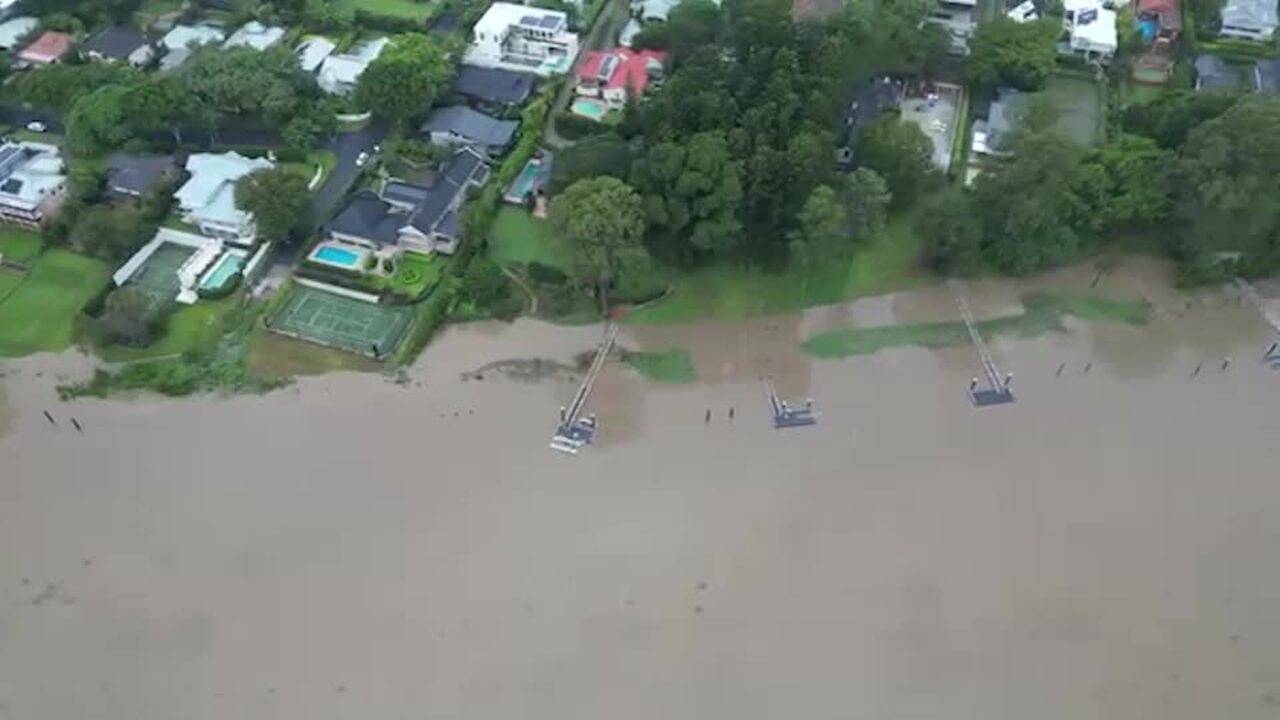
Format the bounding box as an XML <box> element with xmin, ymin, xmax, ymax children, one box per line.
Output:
<box><xmin>2</xmin><ymin>258</ymin><xmax>1280</xmax><ymax>719</ymax></box>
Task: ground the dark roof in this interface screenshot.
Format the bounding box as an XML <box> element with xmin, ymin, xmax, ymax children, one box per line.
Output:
<box><xmin>329</xmin><ymin>149</ymin><xmax>488</xmax><ymax>243</ymax></box>
<box><xmin>1255</xmin><ymin>58</ymin><xmax>1280</xmax><ymax>94</ymax></box>
<box><xmin>421</xmin><ymin>106</ymin><xmax>518</xmax><ymax>150</ymax></box>
<box><xmin>452</xmin><ymin>65</ymin><xmax>535</xmax><ymax>105</ymax></box>
<box><xmin>328</xmin><ymin>191</ymin><xmax>402</xmax><ymax>245</ymax></box>
<box><xmin>106</xmin><ymin>153</ymin><xmax>179</xmax><ymax>196</ymax></box>
<box><xmin>409</xmin><ymin>148</ymin><xmax>486</xmax><ymax>235</ymax></box>
<box><xmin>82</xmin><ymin>26</ymin><xmax>148</xmax><ymax>59</ymax></box>
<box><xmin>1195</xmin><ymin>54</ymin><xmax>1242</xmax><ymax>91</ymax></box>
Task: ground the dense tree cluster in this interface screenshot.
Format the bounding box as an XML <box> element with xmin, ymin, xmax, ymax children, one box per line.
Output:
<box><xmin>356</xmin><ymin>33</ymin><xmax>453</xmax><ymax>125</ymax></box>
<box><xmin>917</xmin><ymin>90</ymin><xmax>1280</xmax><ymax>282</ymax></box>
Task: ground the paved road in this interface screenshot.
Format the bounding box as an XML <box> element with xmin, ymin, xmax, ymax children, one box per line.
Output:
<box><xmin>311</xmin><ymin>119</ymin><xmax>389</xmax><ymax>224</ymax></box>
<box><xmin>542</xmin><ymin>0</ymin><xmax>631</xmax><ymax>149</ymax></box>
<box><xmin>0</xmin><ymin>105</ymin><xmax>63</xmax><ymax>133</ymax></box>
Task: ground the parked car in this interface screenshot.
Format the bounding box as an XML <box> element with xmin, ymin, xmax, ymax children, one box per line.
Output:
<box><xmin>355</xmin><ymin>151</ymin><xmax>370</xmax><ymax>167</ymax></box>
<box><xmin>25</xmin><ymin>121</ymin><xmax>46</xmax><ymax>133</ymax></box>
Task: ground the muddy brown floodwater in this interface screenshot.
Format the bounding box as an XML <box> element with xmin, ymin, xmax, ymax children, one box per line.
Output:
<box><xmin>2</xmin><ymin>259</ymin><xmax>1280</xmax><ymax>720</ymax></box>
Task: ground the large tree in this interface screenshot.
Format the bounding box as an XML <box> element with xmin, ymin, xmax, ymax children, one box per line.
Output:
<box><xmin>665</xmin><ymin>0</ymin><xmax>722</xmax><ymax>60</ymax></box>
<box><xmin>630</xmin><ymin>130</ymin><xmax>743</xmax><ymax>262</ymax></box>
<box><xmin>1174</xmin><ymin>97</ymin><xmax>1280</xmax><ymax>261</ymax></box>
<box><xmin>65</xmin><ymin>85</ymin><xmax>132</xmax><ymax>157</ymax></box>
<box><xmin>965</xmin><ymin>18</ymin><xmax>1061</xmax><ymax>91</ymax></box>
<box><xmin>235</xmin><ymin>167</ymin><xmax>311</xmax><ymax>242</ymax></box>
<box><xmin>356</xmin><ymin>33</ymin><xmax>452</xmax><ymax>124</ymax></box>
<box><xmin>15</xmin><ymin>63</ymin><xmax>140</xmax><ymax>112</ymax></box>
<box><xmin>91</xmin><ymin>285</ymin><xmax>163</xmax><ymax>347</ymax></box>
<box><xmin>180</xmin><ymin>45</ymin><xmax>313</xmax><ymax>129</ymax></box>
<box><xmin>843</xmin><ymin>167</ymin><xmax>891</xmax><ymax>240</ymax></box>
<box><xmin>916</xmin><ymin>186</ymin><xmax>981</xmax><ymax>273</ymax></box>
<box><xmin>549</xmin><ymin>177</ymin><xmax>650</xmax><ymax>312</ymax></box>
<box><xmin>121</xmin><ymin>75</ymin><xmax>193</xmax><ymax>138</ymax></box>
<box><xmin>858</xmin><ymin>116</ymin><xmax>934</xmax><ymax>209</ymax></box>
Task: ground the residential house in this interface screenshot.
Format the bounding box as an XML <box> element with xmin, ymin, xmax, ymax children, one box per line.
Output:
<box><xmin>1255</xmin><ymin>57</ymin><xmax>1280</xmax><ymax>93</ymax></box>
<box><xmin>223</xmin><ymin>21</ymin><xmax>285</xmax><ymax>51</ymax></box>
<box><xmin>1135</xmin><ymin>0</ymin><xmax>1182</xmax><ymax>41</ymax></box>
<box><xmin>317</xmin><ymin>37</ymin><xmax>388</xmax><ymax>96</ymax></box>
<box><xmin>928</xmin><ymin>0</ymin><xmax>978</xmax><ymax>55</ymax></box>
<box><xmin>0</xmin><ymin>141</ymin><xmax>66</xmax><ymax>226</ymax></box>
<box><xmin>174</xmin><ymin>151</ymin><xmax>273</xmax><ymax>242</ymax></box>
<box><xmin>327</xmin><ymin>147</ymin><xmax>490</xmax><ymax>256</ymax></box>
<box><xmin>1007</xmin><ymin>0</ymin><xmax>1040</xmax><ymax>22</ymax></box>
<box><xmin>451</xmin><ymin>65</ymin><xmax>535</xmax><ymax>109</ymax></box>
<box><xmin>1194</xmin><ymin>54</ymin><xmax>1242</xmax><ymax>90</ymax></box>
<box><xmin>81</xmin><ymin>25</ymin><xmax>154</xmax><ymax>66</ymax></box>
<box><xmin>159</xmin><ymin>24</ymin><xmax>225</xmax><ymax>70</ymax></box>
<box><xmin>575</xmin><ymin>47</ymin><xmax>667</xmax><ymax>108</ymax></box>
<box><xmin>1219</xmin><ymin>0</ymin><xmax>1278</xmax><ymax>40</ymax></box>
<box><xmin>17</xmin><ymin>31</ymin><xmax>73</xmax><ymax>65</ymax></box>
<box><xmin>971</xmin><ymin>88</ymin><xmax>1021</xmax><ymax>156</ymax></box>
<box><xmin>0</xmin><ymin>0</ymin><xmax>19</xmax><ymax>20</ymax></box>
<box><xmin>0</xmin><ymin>16</ymin><xmax>34</xmax><ymax>50</ymax></box>
<box><xmin>421</xmin><ymin>106</ymin><xmax>518</xmax><ymax>157</ymax></box>
<box><xmin>105</xmin><ymin>153</ymin><xmax>181</xmax><ymax>200</ymax></box>
<box><xmin>464</xmin><ymin>2</ymin><xmax>580</xmax><ymax>77</ymax></box>
<box><xmin>295</xmin><ymin>35</ymin><xmax>336</xmax><ymax>73</ymax></box>
<box><xmin>1062</xmin><ymin>0</ymin><xmax>1117</xmax><ymax>61</ymax></box>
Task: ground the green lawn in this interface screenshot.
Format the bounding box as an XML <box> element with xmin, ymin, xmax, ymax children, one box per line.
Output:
<box><xmin>339</xmin><ymin>0</ymin><xmax>435</xmax><ymax>19</ymax></box>
<box><xmin>626</xmin><ymin>215</ymin><xmax>928</xmax><ymax>324</ymax></box>
<box><xmin>98</xmin><ymin>293</ymin><xmax>243</xmax><ymax>362</ymax></box>
<box><xmin>0</xmin><ymin>268</ymin><xmax>23</xmax><ymax>299</ymax></box>
<box><xmin>802</xmin><ymin>292</ymin><xmax>1151</xmax><ymax>359</ymax></box>
<box><xmin>284</xmin><ymin>151</ymin><xmax>338</xmax><ymax>190</ymax></box>
<box><xmin>489</xmin><ymin>206</ymin><xmax>570</xmax><ymax>269</ymax></box>
<box><xmin>622</xmin><ymin>347</ymin><xmax>697</xmax><ymax>383</ymax></box>
<box><xmin>389</xmin><ymin>252</ymin><xmax>445</xmax><ymax>296</ymax></box>
<box><xmin>0</xmin><ymin>249</ymin><xmax>111</xmax><ymax>357</ymax></box>
<box><xmin>0</xmin><ymin>229</ymin><xmax>43</xmax><ymax>263</ymax></box>
<box><xmin>1042</xmin><ymin>73</ymin><xmax>1105</xmax><ymax>146</ymax></box>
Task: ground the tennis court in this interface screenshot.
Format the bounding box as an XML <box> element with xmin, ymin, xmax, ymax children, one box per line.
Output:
<box><xmin>132</xmin><ymin>243</ymin><xmax>195</xmax><ymax>295</ymax></box>
<box><xmin>269</xmin><ymin>284</ymin><xmax>411</xmax><ymax>357</ymax></box>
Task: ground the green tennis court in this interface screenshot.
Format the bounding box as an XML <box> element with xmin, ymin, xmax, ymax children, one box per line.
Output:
<box><xmin>269</xmin><ymin>284</ymin><xmax>410</xmax><ymax>357</ymax></box>
<box><xmin>132</xmin><ymin>243</ymin><xmax>195</xmax><ymax>294</ymax></box>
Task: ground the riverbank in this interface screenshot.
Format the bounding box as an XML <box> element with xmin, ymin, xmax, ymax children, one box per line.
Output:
<box><xmin>2</xmin><ymin>259</ymin><xmax>1280</xmax><ymax>719</ymax></box>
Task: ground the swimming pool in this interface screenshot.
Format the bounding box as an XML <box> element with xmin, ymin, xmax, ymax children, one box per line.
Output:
<box><xmin>199</xmin><ymin>252</ymin><xmax>245</xmax><ymax>291</ymax></box>
<box><xmin>570</xmin><ymin>98</ymin><xmax>609</xmax><ymax>120</ymax></box>
<box><xmin>311</xmin><ymin>244</ymin><xmax>364</xmax><ymax>268</ymax></box>
<box><xmin>505</xmin><ymin>158</ymin><xmax>545</xmax><ymax>203</ymax></box>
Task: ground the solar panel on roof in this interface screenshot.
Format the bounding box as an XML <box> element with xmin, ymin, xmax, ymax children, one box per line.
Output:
<box><xmin>519</xmin><ymin>15</ymin><xmax>541</xmax><ymax>25</ymax></box>
<box><xmin>539</xmin><ymin>15</ymin><xmax>561</xmax><ymax>28</ymax></box>
<box><xmin>1</xmin><ymin>178</ymin><xmax>23</xmax><ymax>194</ymax></box>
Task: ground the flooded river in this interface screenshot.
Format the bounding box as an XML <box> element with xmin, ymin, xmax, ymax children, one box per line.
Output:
<box><xmin>2</xmin><ymin>259</ymin><xmax>1280</xmax><ymax>719</ymax></box>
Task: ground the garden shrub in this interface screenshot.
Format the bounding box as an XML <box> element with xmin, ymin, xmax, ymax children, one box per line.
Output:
<box><xmin>555</xmin><ymin>111</ymin><xmax>609</xmax><ymax>140</ymax></box>
<box><xmin>526</xmin><ymin>261</ymin><xmax>568</xmax><ymax>285</ymax></box>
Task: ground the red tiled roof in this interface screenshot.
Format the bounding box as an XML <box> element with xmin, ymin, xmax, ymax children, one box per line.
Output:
<box><xmin>18</xmin><ymin>31</ymin><xmax>74</xmax><ymax>63</ymax></box>
<box><xmin>577</xmin><ymin>48</ymin><xmax>668</xmax><ymax>95</ymax></box>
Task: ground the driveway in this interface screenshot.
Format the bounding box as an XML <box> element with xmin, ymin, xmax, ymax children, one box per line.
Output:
<box><xmin>311</xmin><ymin>120</ymin><xmax>390</xmax><ymax>225</ymax></box>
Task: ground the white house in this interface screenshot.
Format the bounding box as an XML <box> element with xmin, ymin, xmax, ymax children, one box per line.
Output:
<box><xmin>174</xmin><ymin>152</ymin><xmax>273</xmax><ymax>242</ymax></box>
<box><xmin>159</xmin><ymin>24</ymin><xmax>225</xmax><ymax>70</ymax></box>
<box><xmin>464</xmin><ymin>2</ymin><xmax>580</xmax><ymax>77</ymax></box>
<box><xmin>0</xmin><ymin>141</ymin><xmax>65</xmax><ymax>227</ymax></box>
<box><xmin>296</xmin><ymin>35</ymin><xmax>336</xmax><ymax>73</ymax></box>
<box><xmin>223</xmin><ymin>21</ymin><xmax>286</xmax><ymax>51</ymax></box>
<box><xmin>0</xmin><ymin>16</ymin><xmax>36</xmax><ymax>50</ymax></box>
<box><xmin>1219</xmin><ymin>0</ymin><xmax>1278</xmax><ymax>41</ymax></box>
<box><xmin>1063</xmin><ymin>0</ymin><xmax>1117</xmax><ymax>60</ymax></box>
<box><xmin>928</xmin><ymin>0</ymin><xmax>978</xmax><ymax>55</ymax></box>
<box><xmin>317</xmin><ymin>37</ymin><xmax>388</xmax><ymax>96</ymax></box>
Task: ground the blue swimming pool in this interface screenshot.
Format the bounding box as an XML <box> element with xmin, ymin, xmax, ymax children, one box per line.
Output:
<box><xmin>315</xmin><ymin>245</ymin><xmax>361</xmax><ymax>267</ymax></box>
<box><xmin>199</xmin><ymin>252</ymin><xmax>245</xmax><ymax>291</ymax></box>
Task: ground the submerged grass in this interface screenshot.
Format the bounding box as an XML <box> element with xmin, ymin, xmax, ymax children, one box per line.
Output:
<box><xmin>803</xmin><ymin>292</ymin><xmax>1150</xmax><ymax>359</ymax></box>
<box><xmin>621</xmin><ymin>347</ymin><xmax>697</xmax><ymax>383</ymax></box>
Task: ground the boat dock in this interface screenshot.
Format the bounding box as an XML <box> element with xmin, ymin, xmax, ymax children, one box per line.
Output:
<box><xmin>762</xmin><ymin>376</ymin><xmax>817</xmax><ymax>428</ymax></box>
<box><xmin>950</xmin><ymin>280</ymin><xmax>1015</xmax><ymax>406</ymax></box>
<box><xmin>550</xmin><ymin>323</ymin><xmax>618</xmax><ymax>454</ymax></box>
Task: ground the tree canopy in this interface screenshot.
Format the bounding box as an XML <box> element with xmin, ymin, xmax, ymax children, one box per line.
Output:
<box><xmin>965</xmin><ymin>18</ymin><xmax>1061</xmax><ymax>91</ymax></box>
<box><xmin>180</xmin><ymin>45</ymin><xmax>316</xmax><ymax>128</ymax></box>
<box><xmin>549</xmin><ymin>177</ymin><xmax>650</xmax><ymax>310</ymax></box>
<box><xmin>550</xmin><ymin>134</ymin><xmax>632</xmax><ymax>194</ymax></box>
<box><xmin>235</xmin><ymin>167</ymin><xmax>312</xmax><ymax>242</ymax></box>
<box><xmin>630</xmin><ymin>130</ymin><xmax>742</xmax><ymax>262</ymax></box>
<box><xmin>858</xmin><ymin>116</ymin><xmax>934</xmax><ymax>209</ymax></box>
<box><xmin>356</xmin><ymin>33</ymin><xmax>452</xmax><ymax>124</ymax></box>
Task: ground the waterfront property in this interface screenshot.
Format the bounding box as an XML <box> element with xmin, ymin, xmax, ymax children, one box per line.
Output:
<box><xmin>267</xmin><ymin>282</ymin><xmax>411</xmax><ymax>357</ymax></box>
<box><xmin>0</xmin><ymin>141</ymin><xmax>67</xmax><ymax>227</ymax></box>
<box><xmin>174</xmin><ymin>151</ymin><xmax>274</xmax><ymax>241</ymax></box>
<box><xmin>464</xmin><ymin>2</ymin><xmax>580</xmax><ymax>77</ymax></box>
<box><xmin>112</xmin><ymin>227</ymin><xmax>266</xmax><ymax>304</ymax></box>
<box><xmin>327</xmin><ymin>147</ymin><xmax>490</xmax><ymax>258</ymax></box>
<box><xmin>308</xmin><ymin>241</ymin><xmax>371</xmax><ymax>270</ymax></box>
